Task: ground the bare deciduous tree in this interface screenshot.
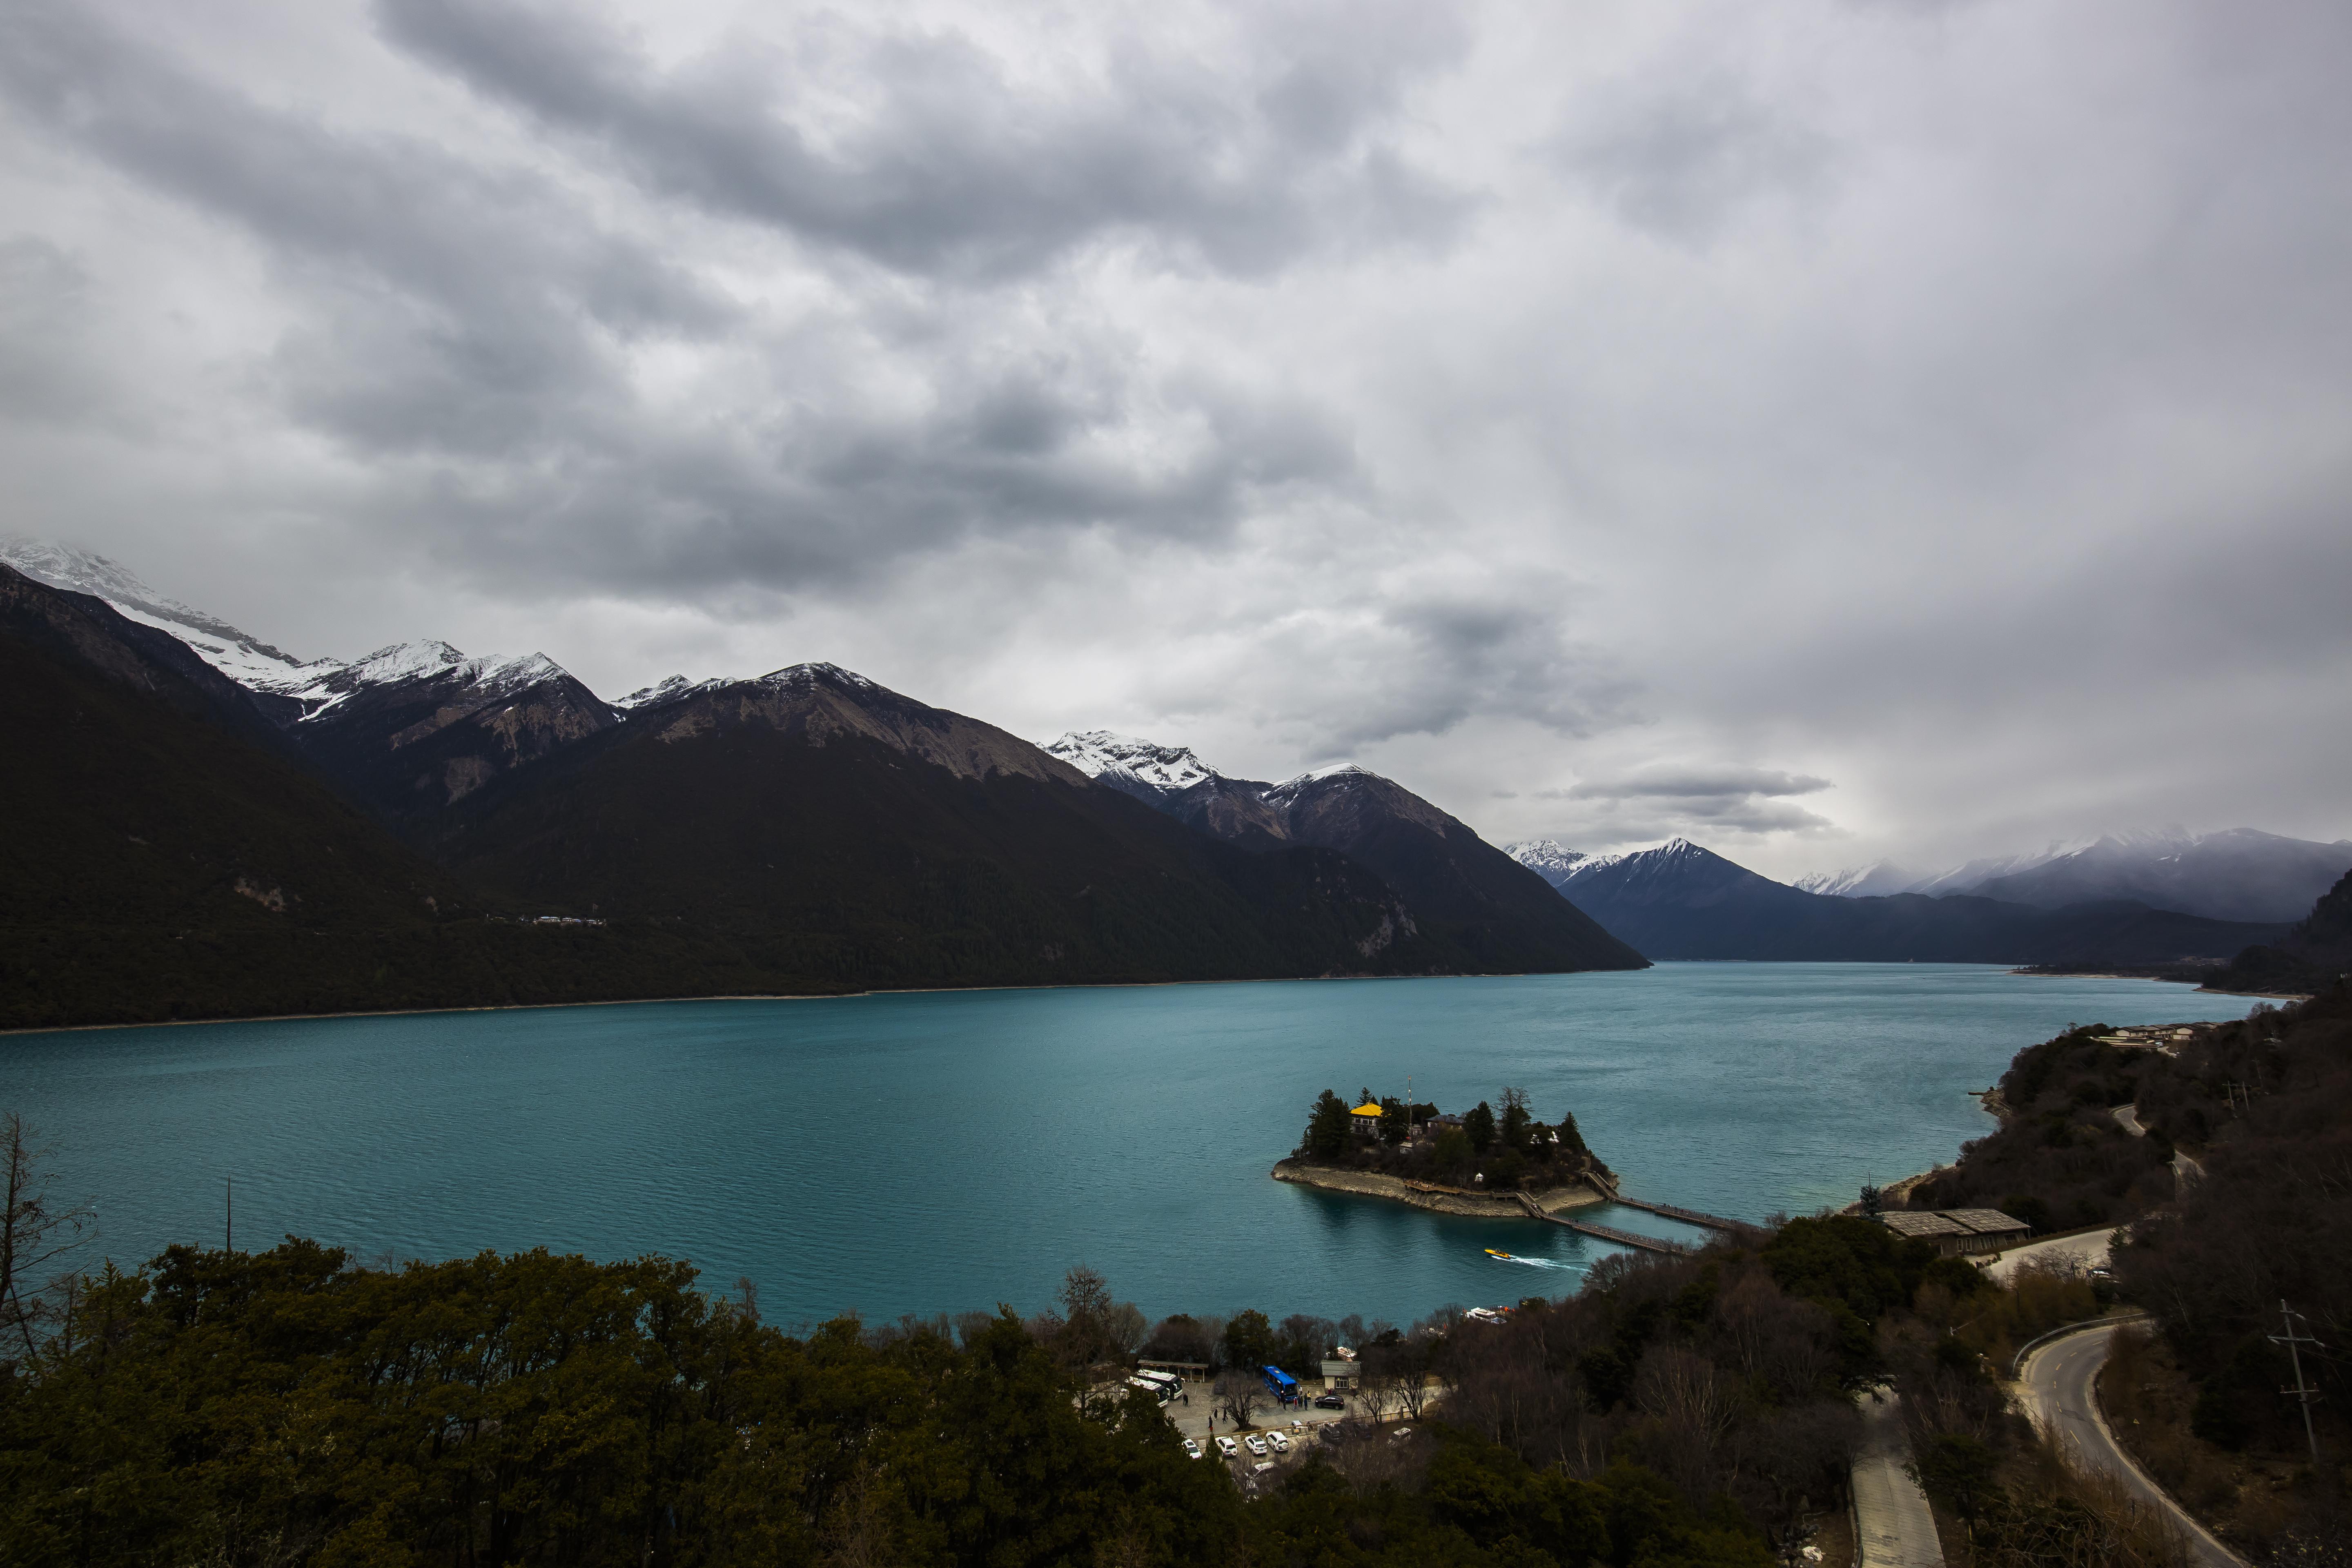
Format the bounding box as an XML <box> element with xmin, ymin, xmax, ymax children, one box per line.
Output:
<box><xmin>1214</xmin><ymin>1367</ymin><xmax>1266</xmax><ymax>1431</ymax></box>
<box><xmin>1105</xmin><ymin>1300</ymin><xmax>1147</xmax><ymax>1356</ymax></box>
<box><xmin>1393</xmin><ymin>1366</ymin><xmax>1434</xmax><ymax>1421</ymax></box>
<box><xmin>1</xmin><ymin>1111</ymin><xmax>94</xmax><ymax>1367</ymax></box>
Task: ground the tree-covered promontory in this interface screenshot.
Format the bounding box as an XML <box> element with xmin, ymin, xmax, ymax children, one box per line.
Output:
<box><xmin>1295</xmin><ymin>1085</ymin><xmax>1613</xmax><ymax>1194</ymax></box>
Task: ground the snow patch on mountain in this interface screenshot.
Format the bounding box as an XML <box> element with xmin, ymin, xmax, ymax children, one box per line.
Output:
<box><xmin>1901</xmin><ymin>837</ymin><xmax>2106</xmax><ymax>897</ymax></box>
<box><xmin>760</xmin><ymin>662</ymin><xmax>879</xmax><ymax>692</ymax></box>
<box><xmin>2</xmin><ymin>537</ymin><xmax>339</xmax><ymax>694</ymax></box>
<box><xmin>1267</xmin><ymin>763</ymin><xmax>1372</xmax><ymax>797</ymax></box>
<box><xmin>286</xmin><ymin>642</ymin><xmax>582</xmax><ymax>722</ymax></box>
<box><xmin>1793</xmin><ymin>860</ymin><xmax>1920</xmax><ymax>898</ymax></box>
<box><xmin>1045</xmin><ymin>731</ymin><xmax>1222</xmax><ymax>792</ymax></box>
<box><xmin>616</xmin><ymin>675</ymin><xmax>699</xmax><ymax>709</ymax></box>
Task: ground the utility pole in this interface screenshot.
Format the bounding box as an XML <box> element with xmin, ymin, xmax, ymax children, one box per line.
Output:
<box><xmin>2269</xmin><ymin>1299</ymin><xmax>2325</xmax><ymax>1467</ymax></box>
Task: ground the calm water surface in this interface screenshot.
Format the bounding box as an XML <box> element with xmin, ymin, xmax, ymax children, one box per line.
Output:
<box><xmin>1</xmin><ymin>964</ymin><xmax>2258</xmax><ymax>1328</ymax></box>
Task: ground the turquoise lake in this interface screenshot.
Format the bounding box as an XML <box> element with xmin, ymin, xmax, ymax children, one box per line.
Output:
<box><xmin>0</xmin><ymin>964</ymin><xmax>2258</xmax><ymax>1330</ymax></box>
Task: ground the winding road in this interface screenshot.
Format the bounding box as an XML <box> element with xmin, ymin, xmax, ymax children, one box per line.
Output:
<box><xmin>2014</xmin><ymin>1320</ymin><xmax>2245</xmax><ymax>1568</ymax></box>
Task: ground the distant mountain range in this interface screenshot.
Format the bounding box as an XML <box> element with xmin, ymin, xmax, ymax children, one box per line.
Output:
<box><xmin>1792</xmin><ymin>828</ymin><xmax>2351</xmax><ymax>923</ymax></box>
<box><xmin>1509</xmin><ymin>838</ymin><xmax>2292</xmax><ymax>965</ymax></box>
<box><xmin>0</xmin><ymin>544</ymin><xmax>1644</xmax><ymax>1028</ymax></box>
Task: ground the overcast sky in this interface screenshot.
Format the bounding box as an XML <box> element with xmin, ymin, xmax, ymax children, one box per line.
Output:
<box><xmin>3</xmin><ymin>0</ymin><xmax>2348</xmax><ymax>879</ymax></box>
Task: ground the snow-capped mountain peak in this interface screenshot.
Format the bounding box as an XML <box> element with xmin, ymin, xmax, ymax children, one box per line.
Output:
<box><xmin>2</xmin><ymin>537</ymin><xmax>338</xmax><ymax>694</ymax></box>
<box><xmin>1265</xmin><ymin>762</ymin><xmax>1374</xmax><ymax>799</ymax></box>
<box><xmin>1543</xmin><ymin>840</ymin><xmax>1697</xmax><ymax>883</ymax></box>
<box><xmin>1503</xmin><ymin>839</ymin><xmax>1587</xmax><ymax>877</ymax></box>
<box><xmin>339</xmin><ymin>640</ymin><xmax>467</xmax><ymax>685</ymax></box>
<box><xmin>1045</xmin><ymin>731</ymin><xmax>1221</xmax><ymax>792</ymax></box>
<box><xmin>283</xmin><ymin>641</ymin><xmax>582</xmax><ymax>723</ymax></box>
<box><xmin>616</xmin><ymin>675</ymin><xmax>697</xmax><ymax>709</ymax></box>
<box><xmin>759</xmin><ymin>661</ymin><xmax>879</xmax><ymax>693</ymax></box>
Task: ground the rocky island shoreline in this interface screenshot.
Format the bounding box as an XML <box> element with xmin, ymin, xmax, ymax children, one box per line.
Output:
<box><xmin>1270</xmin><ymin>1157</ymin><xmax>1613</xmax><ymax>1218</ymax></box>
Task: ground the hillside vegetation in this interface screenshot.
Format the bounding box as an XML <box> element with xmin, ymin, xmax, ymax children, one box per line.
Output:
<box><xmin>1906</xmin><ymin>979</ymin><xmax>2352</xmax><ymax>1554</ymax></box>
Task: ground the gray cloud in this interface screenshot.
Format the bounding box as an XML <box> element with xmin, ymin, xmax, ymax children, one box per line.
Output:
<box><xmin>0</xmin><ymin>0</ymin><xmax>2347</xmax><ymax>881</ymax></box>
<box><xmin>0</xmin><ymin>0</ymin><xmax>728</xmax><ymax>461</ymax></box>
<box><xmin>0</xmin><ymin>236</ymin><xmax>103</xmax><ymax>423</ymax></box>
<box><xmin>375</xmin><ymin>0</ymin><xmax>1474</xmax><ymax>278</ymax></box>
<box><xmin>1560</xmin><ymin>766</ymin><xmax>1831</xmax><ymax>801</ymax></box>
<box><xmin>1548</xmin><ymin>76</ymin><xmax>1831</xmax><ymax>245</ymax></box>
<box><xmin>1522</xmin><ymin>764</ymin><xmax>1839</xmax><ymax>849</ymax></box>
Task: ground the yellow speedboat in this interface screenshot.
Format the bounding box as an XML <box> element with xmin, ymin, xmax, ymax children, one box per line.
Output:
<box><xmin>1485</xmin><ymin>1249</ymin><xmax>1516</xmax><ymax>1261</ymax></box>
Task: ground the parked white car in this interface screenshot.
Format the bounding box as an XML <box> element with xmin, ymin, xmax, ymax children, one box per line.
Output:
<box><xmin>1182</xmin><ymin>1438</ymin><xmax>1203</xmax><ymax>1460</ymax></box>
<box><xmin>1244</xmin><ymin>1434</ymin><xmax>1269</xmax><ymax>1457</ymax></box>
<box><xmin>1267</xmin><ymin>1431</ymin><xmax>1290</xmax><ymax>1453</ymax></box>
<box><xmin>1215</xmin><ymin>1436</ymin><xmax>1240</xmax><ymax>1458</ymax></box>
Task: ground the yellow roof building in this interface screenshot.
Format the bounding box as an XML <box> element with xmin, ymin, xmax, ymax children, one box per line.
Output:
<box><xmin>1350</xmin><ymin>1102</ymin><xmax>1385</xmax><ymax>1118</ymax></box>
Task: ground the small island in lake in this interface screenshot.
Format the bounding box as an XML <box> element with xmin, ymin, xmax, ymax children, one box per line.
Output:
<box><xmin>1272</xmin><ymin>1087</ymin><xmax>1617</xmax><ymax>1219</ymax></box>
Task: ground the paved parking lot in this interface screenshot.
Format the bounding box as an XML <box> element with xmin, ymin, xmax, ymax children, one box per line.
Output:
<box><xmin>1148</xmin><ymin>1378</ymin><xmax>1416</xmax><ymax>1480</ymax></box>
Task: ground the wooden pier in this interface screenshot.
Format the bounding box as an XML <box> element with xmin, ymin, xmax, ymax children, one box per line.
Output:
<box><xmin>1606</xmin><ymin>1196</ymin><xmax>1756</xmax><ymax>1234</ymax></box>
<box><xmin>1512</xmin><ymin>1194</ymin><xmax>1689</xmax><ymax>1253</ymax></box>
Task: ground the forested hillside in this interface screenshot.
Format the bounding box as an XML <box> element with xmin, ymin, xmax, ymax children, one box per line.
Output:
<box><xmin>1904</xmin><ymin>980</ymin><xmax>2352</xmax><ymax>1553</ymax></box>
<box><xmin>0</xmin><ymin>1196</ymin><xmax>2156</xmax><ymax>1566</ymax></box>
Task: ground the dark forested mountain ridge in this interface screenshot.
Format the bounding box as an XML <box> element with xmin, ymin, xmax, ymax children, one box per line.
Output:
<box><xmin>635</xmin><ymin>663</ymin><xmax>1092</xmax><ymax>787</ymax></box>
<box><xmin>0</xmin><ymin>564</ymin><xmax>459</xmax><ymax>932</ymax></box>
<box><xmin>1046</xmin><ymin>735</ymin><xmax>1647</xmax><ymax>973</ymax></box>
<box><xmin>0</xmin><ymin>572</ymin><xmax>1588</xmax><ymax>1028</ymax></box>
<box><xmin>0</xmin><ymin>566</ymin><xmax>541</xmax><ymax>1028</ymax></box>
<box><xmin>2200</xmin><ymin>867</ymin><xmax>2352</xmax><ymax>995</ymax></box>
<box><xmin>1265</xmin><ymin>767</ymin><xmax>1643</xmax><ymax>972</ymax></box>
<box><xmin>0</xmin><ymin>563</ymin><xmax>298</xmax><ymax>757</ymax></box>
<box><xmin>262</xmin><ymin>641</ymin><xmax>620</xmax><ymax>819</ymax></box>
<box><xmin>5</xmin><ymin>546</ymin><xmax>1650</xmax><ymax>1027</ymax></box>
<box><xmin>423</xmin><ymin>665</ymin><xmax>1606</xmax><ymax>987</ymax></box>
<box><xmin>1532</xmin><ymin>838</ymin><xmax>2289</xmax><ymax>964</ymax></box>
<box><xmin>1</xmin><ymin>535</ymin><xmax>625</xmax><ymax>821</ymax></box>
<box><xmin>1044</xmin><ymin>730</ymin><xmax>1291</xmax><ymax>842</ymax></box>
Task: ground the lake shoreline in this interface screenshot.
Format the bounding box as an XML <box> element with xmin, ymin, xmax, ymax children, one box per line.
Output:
<box><xmin>2005</xmin><ymin>967</ymin><xmax>2307</xmax><ymax>1001</ymax></box>
<box><xmin>9</xmin><ymin>960</ymin><xmax>2240</xmax><ymax>1040</ymax></box>
<box><xmin>0</xmin><ymin>969</ymin><xmax>1603</xmax><ymax>1039</ymax></box>
<box><xmin>1271</xmin><ymin>1157</ymin><xmax>1610</xmax><ymax>1220</ymax></box>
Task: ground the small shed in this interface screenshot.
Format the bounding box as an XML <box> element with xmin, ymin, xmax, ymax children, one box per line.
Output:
<box><xmin>1944</xmin><ymin>1209</ymin><xmax>2034</xmax><ymax>1245</ymax></box>
<box><xmin>1875</xmin><ymin>1208</ymin><xmax>2033</xmax><ymax>1256</ymax></box>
